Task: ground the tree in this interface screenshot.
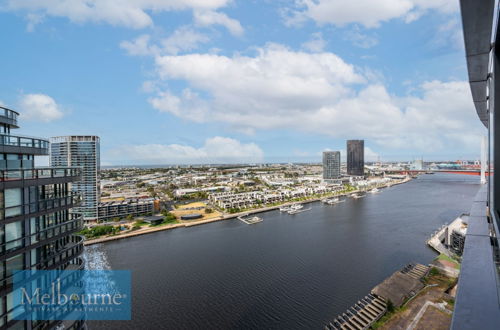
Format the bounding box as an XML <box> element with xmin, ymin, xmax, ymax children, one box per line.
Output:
<box><xmin>126</xmin><ymin>214</ymin><xmax>134</xmax><ymax>221</ymax></box>
<box><xmin>386</xmin><ymin>300</ymin><xmax>395</xmax><ymax>313</ymax></box>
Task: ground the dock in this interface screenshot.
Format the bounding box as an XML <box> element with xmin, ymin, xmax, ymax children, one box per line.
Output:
<box><xmin>237</xmin><ymin>214</ymin><xmax>263</xmax><ymax>225</ymax></box>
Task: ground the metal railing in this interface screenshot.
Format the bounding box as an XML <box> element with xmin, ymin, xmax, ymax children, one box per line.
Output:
<box><xmin>0</xmin><ymin>134</ymin><xmax>48</xmax><ymax>149</ymax></box>
<box><xmin>2</xmin><ymin>193</ymin><xmax>81</xmax><ymax>219</ymax></box>
<box><xmin>0</xmin><ymin>216</ymin><xmax>83</xmax><ymax>254</ymax></box>
<box><xmin>0</xmin><ymin>107</ymin><xmax>18</xmax><ymax>126</ymax></box>
<box><xmin>0</xmin><ymin>167</ymin><xmax>81</xmax><ymax>181</ymax></box>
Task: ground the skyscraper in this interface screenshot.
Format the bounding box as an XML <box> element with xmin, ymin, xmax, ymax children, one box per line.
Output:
<box><xmin>347</xmin><ymin>140</ymin><xmax>364</xmax><ymax>176</ymax></box>
<box><xmin>50</xmin><ymin>136</ymin><xmax>100</xmax><ymax>222</ymax></box>
<box><xmin>0</xmin><ymin>106</ymin><xmax>84</xmax><ymax>329</ymax></box>
<box><xmin>323</xmin><ymin>151</ymin><xmax>341</xmax><ymax>180</ymax></box>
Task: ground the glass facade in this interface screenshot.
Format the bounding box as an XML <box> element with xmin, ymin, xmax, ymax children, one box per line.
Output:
<box><xmin>322</xmin><ymin>151</ymin><xmax>341</xmax><ymax>179</ymax></box>
<box><xmin>347</xmin><ymin>140</ymin><xmax>364</xmax><ymax>176</ymax></box>
<box><xmin>0</xmin><ymin>106</ymin><xmax>84</xmax><ymax>329</ymax></box>
<box><xmin>50</xmin><ymin>136</ymin><xmax>100</xmax><ymax>222</ymax></box>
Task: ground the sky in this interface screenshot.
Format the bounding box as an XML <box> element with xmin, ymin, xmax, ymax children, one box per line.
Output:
<box><xmin>0</xmin><ymin>0</ymin><xmax>486</xmax><ymax>165</ymax></box>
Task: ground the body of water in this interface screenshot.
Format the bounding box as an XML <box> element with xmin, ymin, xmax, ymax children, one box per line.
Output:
<box><xmin>87</xmin><ymin>174</ymin><xmax>479</xmax><ymax>329</ymax></box>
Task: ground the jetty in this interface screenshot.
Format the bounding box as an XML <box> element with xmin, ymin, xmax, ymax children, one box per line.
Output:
<box><xmin>237</xmin><ymin>214</ymin><xmax>263</xmax><ymax>225</ymax></box>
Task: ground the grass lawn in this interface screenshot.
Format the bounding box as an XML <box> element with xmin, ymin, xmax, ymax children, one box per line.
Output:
<box><xmin>436</xmin><ymin>254</ymin><xmax>460</xmax><ymax>269</ymax></box>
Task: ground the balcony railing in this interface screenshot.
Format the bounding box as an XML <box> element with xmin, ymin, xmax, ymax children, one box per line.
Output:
<box><xmin>0</xmin><ymin>167</ymin><xmax>81</xmax><ymax>182</ymax></box>
<box><xmin>0</xmin><ymin>107</ymin><xmax>19</xmax><ymax>127</ymax></box>
<box><xmin>0</xmin><ymin>134</ymin><xmax>48</xmax><ymax>150</ymax></box>
<box><xmin>0</xmin><ymin>215</ymin><xmax>84</xmax><ymax>255</ymax></box>
<box><xmin>2</xmin><ymin>193</ymin><xmax>81</xmax><ymax>219</ymax></box>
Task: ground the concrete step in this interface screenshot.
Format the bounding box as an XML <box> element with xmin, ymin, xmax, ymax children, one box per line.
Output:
<box><xmin>348</xmin><ymin>314</ymin><xmax>366</xmax><ymax>329</ymax></box>
<box><xmin>372</xmin><ymin>298</ymin><xmax>386</xmax><ymax>310</ymax></box>
<box><xmin>358</xmin><ymin>309</ymin><xmax>376</xmax><ymax>323</ymax></box>
<box><xmin>406</xmin><ymin>272</ymin><xmax>421</xmax><ymax>280</ymax></box>
<box><xmin>411</xmin><ymin>268</ymin><xmax>426</xmax><ymax>275</ymax></box>
<box><xmin>360</xmin><ymin>305</ymin><xmax>379</xmax><ymax>319</ymax></box>
<box><xmin>352</xmin><ymin>309</ymin><xmax>371</xmax><ymax>325</ymax></box>
<box><xmin>340</xmin><ymin>317</ymin><xmax>357</xmax><ymax>330</ymax></box>
<box><xmin>414</xmin><ymin>263</ymin><xmax>429</xmax><ymax>270</ymax></box>
<box><xmin>365</xmin><ymin>303</ymin><xmax>383</xmax><ymax>315</ymax></box>
<box><xmin>344</xmin><ymin>311</ymin><xmax>363</xmax><ymax>329</ymax></box>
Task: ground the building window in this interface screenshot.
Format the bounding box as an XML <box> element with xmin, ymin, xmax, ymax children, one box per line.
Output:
<box><xmin>4</xmin><ymin>188</ymin><xmax>21</xmax><ymax>218</ymax></box>
<box><xmin>5</xmin><ymin>222</ymin><xmax>23</xmax><ymax>251</ymax></box>
<box><xmin>5</xmin><ymin>254</ymin><xmax>23</xmax><ymax>285</ymax></box>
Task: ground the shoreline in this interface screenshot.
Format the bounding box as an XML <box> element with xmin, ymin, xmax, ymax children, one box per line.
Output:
<box><xmin>84</xmin><ymin>177</ymin><xmax>411</xmax><ymax>246</ymax></box>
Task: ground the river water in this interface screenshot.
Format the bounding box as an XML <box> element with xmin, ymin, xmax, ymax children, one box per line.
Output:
<box><xmin>87</xmin><ymin>174</ymin><xmax>479</xmax><ymax>329</ymax></box>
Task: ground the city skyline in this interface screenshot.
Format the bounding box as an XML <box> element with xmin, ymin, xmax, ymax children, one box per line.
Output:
<box><xmin>0</xmin><ymin>1</ymin><xmax>485</xmax><ymax>165</ymax></box>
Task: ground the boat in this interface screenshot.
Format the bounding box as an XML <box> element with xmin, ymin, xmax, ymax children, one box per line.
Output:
<box><xmin>289</xmin><ymin>203</ymin><xmax>303</xmax><ymax>211</ymax></box>
<box><xmin>288</xmin><ymin>206</ymin><xmax>311</xmax><ymax>214</ymax></box>
<box><xmin>370</xmin><ymin>188</ymin><xmax>380</xmax><ymax>194</ymax></box>
<box><xmin>279</xmin><ymin>205</ymin><xmax>291</xmax><ymax>212</ymax></box>
<box><xmin>326</xmin><ymin>197</ymin><xmax>340</xmax><ymax>205</ymax></box>
<box><xmin>351</xmin><ymin>193</ymin><xmax>364</xmax><ymax>199</ymax></box>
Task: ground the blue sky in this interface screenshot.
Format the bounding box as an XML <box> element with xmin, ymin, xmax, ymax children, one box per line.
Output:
<box><xmin>0</xmin><ymin>0</ymin><xmax>485</xmax><ymax>165</ymax></box>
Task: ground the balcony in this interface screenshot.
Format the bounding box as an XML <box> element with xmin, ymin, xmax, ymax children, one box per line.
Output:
<box><xmin>0</xmin><ymin>107</ymin><xmax>19</xmax><ymax>128</ymax></box>
<box><xmin>0</xmin><ymin>133</ymin><xmax>49</xmax><ymax>155</ymax></box>
<box><xmin>0</xmin><ymin>215</ymin><xmax>83</xmax><ymax>256</ymax></box>
<box><xmin>0</xmin><ymin>167</ymin><xmax>81</xmax><ymax>188</ymax></box>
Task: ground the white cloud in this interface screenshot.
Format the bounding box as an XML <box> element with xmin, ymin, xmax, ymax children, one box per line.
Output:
<box><xmin>285</xmin><ymin>0</ymin><xmax>459</xmax><ymax>28</ymax></box>
<box><xmin>161</xmin><ymin>26</ymin><xmax>211</xmax><ymax>54</ymax></box>
<box><xmin>148</xmin><ymin>44</ymin><xmax>483</xmax><ymax>153</ymax></box>
<box><xmin>194</xmin><ymin>10</ymin><xmax>244</xmax><ymax>36</ymax></box>
<box><xmin>19</xmin><ymin>93</ymin><xmax>64</xmax><ymax>122</ymax></box>
<box><xmin>429</xmin><ymin>18</ymin><xmax>464</xmax><ymax>51</ymax></box>
<box><xmin>149</xmin><ymin>89</ymin><xmax>209</xmax><ymax>122</ymax></box>
<box><xmin>120</xmin><ymin>34</ymin><xmax>159</xmax><ymax>56</ymax></box>
<box><xmin>344</xmin><ymin>28</ymin><xmax>378</xmax><ymax>48</ymax></box>
<box><xmin>301</xmin><ymin>32</ymin><xmax>326</xmax><ymax>52</ymax></box>
<box><xmin>108</xmin><ymin>137</ymin><xmax>264</xmax><ymax>164</ymax></box>
<box><xmin>2</xmin><ymin>0</ymin><xmax>233</xmax><ymax>29</ymax></box>
<box><xmin>121</xmin><ymin>27</ymin><xmax>210</xmax><ymax>57</ymax></box>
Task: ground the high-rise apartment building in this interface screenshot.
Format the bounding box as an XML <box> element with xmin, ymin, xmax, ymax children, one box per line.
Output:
<box><xmin>50</xmin><ymin>136</ymin><xmax>100</xmax><ymax>222</ymax></box>
<box><xmin>347</xmin><ymin>140</ymin><xmax>364</xmax><ymax>176</ymax></box>
<box><xmin>0</xmin><ymin>106</ymin><xmax>85</xmax><ymax>329</ymax></box>
<box><xmin>323</xmin><ymin>151</ymin><xmax>341</xmax><ymax>180</ymax></box>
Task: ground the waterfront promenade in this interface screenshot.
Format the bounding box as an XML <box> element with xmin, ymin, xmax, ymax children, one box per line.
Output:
<box><xmin>84</xmin><ymin>177</ymin><xmax>411</xmax><ymax>245</ymax></box>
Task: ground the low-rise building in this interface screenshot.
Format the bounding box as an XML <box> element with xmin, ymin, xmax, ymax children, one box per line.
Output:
<box><xmin>98</xmin><ymin>198</ymin><xmax>160</xmax><ymax>221</ymax></box>
<box><xmin>209</xmin><ymin>185</ymin><xmax>343</xmax><ymax>210</ymax></box>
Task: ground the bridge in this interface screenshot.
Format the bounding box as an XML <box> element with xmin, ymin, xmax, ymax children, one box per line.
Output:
<box><xmin>383</xmin><ymin>169</ymin><xmax>490</xmax><ymax>176</ymax></box>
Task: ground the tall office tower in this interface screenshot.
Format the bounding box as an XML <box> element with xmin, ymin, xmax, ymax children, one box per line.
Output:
<box><xmin>50</xmin><ymin>136</ymin><xmax>100</xmax><ymax>222</ymax></box>
<box><xmin>323</xmin><ymin>151</ymin><xmax>341</xmax><ymax>180</ymax></box>
<box><xmin>0</xmin><ymin>107</ymin><xmax>84</xmax><ymax>329</ymax></box>
<box><xmin>347</xmin><ymin>140</ymin><xmax>364</xmax><ymax>176</ymax></box>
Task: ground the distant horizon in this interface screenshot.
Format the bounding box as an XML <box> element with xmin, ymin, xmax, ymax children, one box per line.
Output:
<box><xmin>100</xmin><ymin>159</ymin><xmax>481</xmax><ymax>169</ymax></box>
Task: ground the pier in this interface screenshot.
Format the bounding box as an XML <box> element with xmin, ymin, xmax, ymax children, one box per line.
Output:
<box><xmin>237</xmin><ymin>214</ymin><xmax>263</xmax><ymax>225</ymax></box>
